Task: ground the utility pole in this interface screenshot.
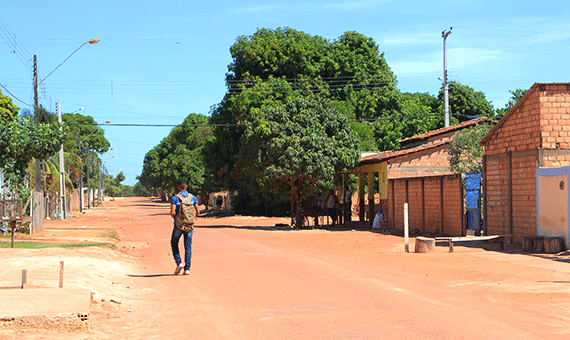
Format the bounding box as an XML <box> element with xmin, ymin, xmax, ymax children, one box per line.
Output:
<box><xmin>57</xmin><ymin>100</ymin><xmax>66</xmax><ymax>219</ymax></box>
<box><xmin>32</xmin><ymin>55</ymin><xmax>43</xmax><ymax>233</ymax></box>
<box><xmin>98</xmin><ymin>159</ymin><xmax>102</xmax><ymax>207</ymax></box>
<box><xmin>78</xmin><ymin>134</ymin><xmax>83</xmax><ymax>213</ymax></box>
<box><xmin>87</xmin><ymin>151</ymin><xmax>90</xmax><ymax>209</ymax></box>
<box><xmin>30</xmin><ymin>39</ymin><xmax>99</xmax><ymax>221</ymax></box>
<box><xmin>442</xmin><ymin>27</ymin><xmax>452</xmax><ymax>127</ymax></box>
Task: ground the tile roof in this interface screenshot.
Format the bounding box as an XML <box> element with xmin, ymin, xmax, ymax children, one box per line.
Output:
<box><xmin>359</xmin><ymin>117</ymin><xmax>496</xmax><ymax>165</ymax></box>
<box><xmin>400</xmin><ymin>116</ymin><xmax>496</xmax><ymax>146</ymax></box>
<box><xmin>359</xmin><ymin>139</ymin><xmax>449</xmax><ymax>164</ymax></box>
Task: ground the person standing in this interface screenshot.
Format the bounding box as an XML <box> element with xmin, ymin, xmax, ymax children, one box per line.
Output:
<box><xmin>344</xmin><ymin>186</ymin><xmax>352</xmax><ymax>222</ymax></box>
<box><xmin>325</xmin><ymin>189</ymin><xmax>338</xmax><ymax>226</ymax></box>
<box><xmin>170</xmin><ymin>179</ymin><xmax>199</xmax><ymax>275</ymax></box>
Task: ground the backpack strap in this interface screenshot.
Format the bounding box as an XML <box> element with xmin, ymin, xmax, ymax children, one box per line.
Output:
<box><xmin>176</xmin><ymin>193</ymin><xmax>192</xmax><ymax>204</ymax></box>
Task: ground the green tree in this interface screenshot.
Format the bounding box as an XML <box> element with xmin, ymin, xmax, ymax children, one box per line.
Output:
<box><xmin>372</xmin><ymin>92</ymin><xmax>441</xmax><ymax>150</ymax></box>
<box><xmin>0</xmin><ymin>116</ymin><xmax>64</xmax><ymax>189</ymax></box>
<box><xmin>133</xmin><ymin>181</ymin><xmax>154</xmax><ymax>197</ymax></box>
<box><xmin>438</xmin><ymin>81</ymin><xmax>494</xmax><ymax>122</ymax></box>
<box><xmin>495</xmin><ymin>88</ymin><xmax>527</xmax><ymax>118</ymax></box>
<box><xmin>239</xmin><ymin>96</ymin><xmax>360</xmax><ymax>227</ymax></box>
<box><xmin>209</xmin><ymin>28</ymin><xmax>400</xmax><ymax>195</ymax></box>
<box><xmin>447</xmin><ymin>122</ymin><xmax>493</xmax><ymax>174</ymax></box>
<box><xmin>0</xmin><ymin>90</ymin><xmax>19</xmax><ymax>121</ymax></box>
<box><xmin>104</xmin><ymin>171</ymin><xmax>126</xmax><ymax>199</ymax></box>
<box><xmin>139</xmin><ymin>113</ymin><xmax>215</xmax><ymax>198</ymax></box>
<box><xmin>62</xmin><ymin>113</ymin><xmax>110</xmax><ymax>154</ymax></box>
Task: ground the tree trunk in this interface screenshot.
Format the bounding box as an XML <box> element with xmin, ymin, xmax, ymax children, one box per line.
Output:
<box><xmin>295</xmin><ymin>199</ymin><xmax>304</xmax><ymax>229</ymax></box>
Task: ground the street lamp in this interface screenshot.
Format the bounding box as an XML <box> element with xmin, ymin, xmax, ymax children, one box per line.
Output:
<box><xmin>78</xmin><ymin>121</ymin><xmax>111</xmax><ymax>212</ymax></box>
<box><xmin>32</xmin><ymin>39</ymin><xmax>99</xmax><ymax>233</ymax></box>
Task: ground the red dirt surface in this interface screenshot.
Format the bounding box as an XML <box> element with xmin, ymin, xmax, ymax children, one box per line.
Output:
<box><xmin>1</xmin><ymin>197</ymin><xmax>570</xmax><ymax>339</ymax></box>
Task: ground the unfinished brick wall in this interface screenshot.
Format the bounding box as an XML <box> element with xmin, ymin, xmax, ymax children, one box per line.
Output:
<box><xmin>443</xmin><ymin>175</ymin><xmax>463</xmax><ymax>236</ymax></box>
<box><xmin>388</xmin><ymin>144</ymin><xmax>454</xmax><ymax>179</ymax></box>
<box><xmin>484</xmin><ymin>155</ymin><xmax>509</xmax><ymax>236</ymax></box>
<box><xmin>484</xmin><ymin>89</ymin><xmax>542</xmax><ymax>155</ymax></box>
<box><xmin>423</xmin><ymin>177</ymin><xmax>443</xmax><ymax>234</ymax></box>
<box><xmin>512</xmin><ymin>153</ymin><xmax>538</xmax><ymax>241</ymax></box>
<box><xmin>483</xmin><ymin>83</ymin><xmax>570</xmax><ymax>243</ymax></box>
<box><xmin>540</xmin><ymin>85</ymin><xmax>570</xmax><ymax>149</ymax></box>
<box><xmin>407</xmin><ymin>178</ymin><xmax>423</xmax><ymax>232</ymax></box>
<box><xmin>387</xmin><ymin>174</ymin><xmax>463</xmax><ymax>236</ymax></box>
<box><xmin>390</xmin><ymin>179</ymin><xmax>407</xmax><ymax>229</ymax></box>
<box><xmin>484</xmin><ymin>152</ymin><xmax>538</xmax><ymax>243</ymax></box>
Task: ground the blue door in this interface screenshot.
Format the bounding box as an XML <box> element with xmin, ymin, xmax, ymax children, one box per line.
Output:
<box><xmin>465</xmin><ymin>173</ymin><xmax>481</xmax><ymax>230</ymax></box>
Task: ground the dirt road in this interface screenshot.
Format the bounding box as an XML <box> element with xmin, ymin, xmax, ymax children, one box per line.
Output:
<box><xmin>2</xmin><ymin>197</ymin><xmax>570</xmax><ymax>339</ymax></box>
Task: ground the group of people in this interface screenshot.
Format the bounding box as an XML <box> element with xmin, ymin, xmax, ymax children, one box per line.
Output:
<box><xmin>311</xmin><ymin>187</ymin><xmax>352</xmax><ymax>226</ymax></box>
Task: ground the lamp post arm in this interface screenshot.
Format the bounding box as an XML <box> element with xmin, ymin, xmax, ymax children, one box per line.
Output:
<box><xmin>80</xmin><ymin>125</ymin><xmax>101</xmax><ymax>145</ymax></box>
<box><xmin>38</xmin><ymin>39</ymin><xmax>99</xmax><ymax>86</ymax></box>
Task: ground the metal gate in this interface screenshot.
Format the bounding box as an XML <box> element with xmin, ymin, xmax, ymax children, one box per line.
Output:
<box><xmin>465</xmin><ymin>173</ymin><xmax>481</xmax><ymax>230</ymax></box>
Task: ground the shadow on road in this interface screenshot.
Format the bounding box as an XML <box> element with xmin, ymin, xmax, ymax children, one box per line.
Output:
<box><xmin>127</xmin><ymin>273</ymin><xmax>176</xmax><ymax>278</ymax></box>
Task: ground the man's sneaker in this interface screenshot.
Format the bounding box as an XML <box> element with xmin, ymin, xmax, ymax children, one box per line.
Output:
<box><xmin>183</xmin><ymin>269</ymin><xmax>190</xmax><ymax>275</ymax></box>
<box><xmin>174</xmin><ymin>264</ymin><xmax>184</xmax><ymax>275</ymax></box>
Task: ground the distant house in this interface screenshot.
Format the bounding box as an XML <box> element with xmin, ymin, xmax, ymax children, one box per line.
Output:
<box><xmin>481</xmin><ymin>83</ymin><xmax>570</xmax><ymax>247</ymax></box>
<box><xmin>346</xmin><ymin>117</ymin><xmax>495</xmax><ymax>236</ymax></box>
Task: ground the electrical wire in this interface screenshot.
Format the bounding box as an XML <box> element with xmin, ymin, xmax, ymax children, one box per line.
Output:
<box><xmin>64</xmin><ymin>113</ymin><xmax>484</xmax><ymax>128</ymax></box>
<box><xmin>0</xmin><ymin>82</ymin><xmax>32</xmax><ymax>106</ymax></box>
<box><xmin>0</xmin><ymin>15</ymin><xmax>33</xmax><ymax>71</ymax></box>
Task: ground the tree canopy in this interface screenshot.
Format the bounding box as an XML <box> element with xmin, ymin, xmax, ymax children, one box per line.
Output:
<box><xmin>0</xmin><ymin>90</ymin><xmax>19</xmax><ymax>121</ymax></box>
<box><xmin>0</xmin><ymin>116</ymin><xmax>64</xmax><ymax>185</ymax></box>
<box><xmin>62</xmin><ymin>113</ymin><xmax>111</xmax><ymax>154</ymax></box>
<box><xmin>495</xmin><ymin>88</ymin><xmax>527</xmax><ymax>118</ymax></box>
<box><xmin>209</xmin><ymin>28</ymin><xmax>400</xmax><ymax>193</ymax></box>
<box><xmin>139</xmin><ymin>113</ymin><xmax>215</xmax><ymax>196</ymax></box>
<box><xmin>240</xmin><ymin>96</ymin><xmax>360</xmax><ymax>225</ymax></box>
<box><xmin>439</xmin><ymin>81</ymin><xmax>495</xmax><ymax>122</ymax></box>
<box><xmin>447</xmin><ymin>123</ymin><xmax>493</xmax><ymax>174</ymax></box>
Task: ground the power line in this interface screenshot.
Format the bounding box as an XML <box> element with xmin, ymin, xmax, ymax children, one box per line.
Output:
<box><xmin>67</xmin><ymin>122</ymin><xmax>240</xmax><ymax>127</ymax></box>
<box><xmin>0</xmin><ymin>15</ymin><xmax>33</xmax><ymax>59</ymax></box>
<box><xmin>0</xmin><ymin>15</ymin><xmax>33</xmax><ymax>70</ymax></box>
<box><xmin>226</xmin><ymin>74</ymin><xmax>390</xmax><ymax>85</ymax></box>
<box><xmin>0</xmin><ymin>82</ymin><xmax>32</xmax><ymax>106</ymax></box>
<box><xmin>65</xmin><ymin>113</ymin><xmax>485</xmax><ymax>128</ymax></box>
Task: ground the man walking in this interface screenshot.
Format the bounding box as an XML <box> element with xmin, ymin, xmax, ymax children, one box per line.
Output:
<box><xmin>170</xmin><ymin>179</ymin><xmax>199</xmax><ymax>275</ymax></box>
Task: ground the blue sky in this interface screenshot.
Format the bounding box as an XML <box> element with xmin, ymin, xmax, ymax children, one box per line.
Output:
<box><xmin>2</xmin><ymin>0</ymin><xmax>569</xmax><ymax>185</ymax></box>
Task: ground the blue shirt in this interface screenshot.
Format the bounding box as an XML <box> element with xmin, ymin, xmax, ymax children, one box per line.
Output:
<box><xmin>171</xmin><ymin>191</ymin><xmax>199</xmax><ymax>225</ymax></box>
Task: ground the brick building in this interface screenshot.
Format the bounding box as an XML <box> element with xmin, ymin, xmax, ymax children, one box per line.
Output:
<box><xmin>349</xmin><ymin>117</ymin><xmax>494</xmax><ymax>236</ymax></box>
<box><xmin>480</xmin><ymin>83</ymin><xmax>570</xmax><ymax>245</ymax></box>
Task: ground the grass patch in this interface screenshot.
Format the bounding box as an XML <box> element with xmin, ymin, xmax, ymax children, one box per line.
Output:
<box><xmin>105</xmin><ymin>228</ymin><xmax>120</xmax><ymax>241</ymax></box>
<box><xmin>0</xmin><ymin>241</ymin><xmax>116</xmax><ymax>249</ymax></box>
